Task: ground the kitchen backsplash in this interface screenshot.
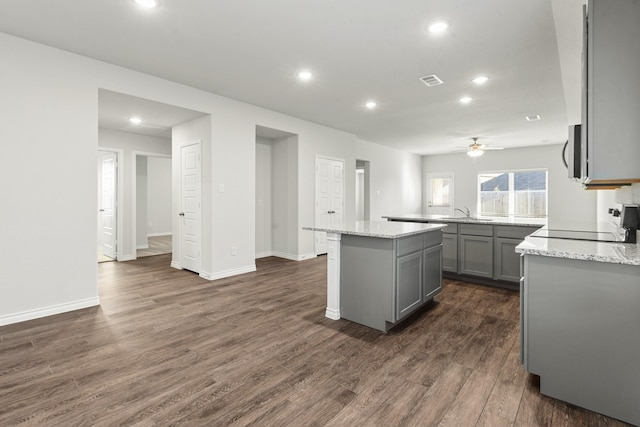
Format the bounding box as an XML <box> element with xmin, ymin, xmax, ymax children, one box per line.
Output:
<box><xmin>615</xmin><ymin>183</ymin><xmax>640</xmax><ymax>204</ymax></box>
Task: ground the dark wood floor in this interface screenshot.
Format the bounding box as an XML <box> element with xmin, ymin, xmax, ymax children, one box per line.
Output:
<box><xmin>0</xmin><ymin>255</ymin><xmax>631</xmax><ymax>426</ymax></box>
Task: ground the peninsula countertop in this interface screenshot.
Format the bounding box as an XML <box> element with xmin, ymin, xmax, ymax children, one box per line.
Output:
<box><xmin>516</xmin><ymin>221</ymin><xmax>640</xmax><ymax>266</ymax></box>
<box><xmin>382</xmin><ymin>213</ymin><xmax>547</xmax><ymax>228</ymax></box>
<box><xmin>303</xmin><ymin>220</ymin><xmax>446</xmax><ymax>239</ymax></box>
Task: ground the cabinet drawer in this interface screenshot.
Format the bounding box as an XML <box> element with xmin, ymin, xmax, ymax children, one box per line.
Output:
<box><xmin>441</xmin><ymin>223</ymin><xmax>458</xmax><ymax>234</ymax></box>
<box><xmin>424</xmin><ymin>230</ymin><xmax>443</xmax><ymax>248</ymax></box>
<box><xmin>459</xmin><ymin>223</ymin><xmax>493</xmax><ymax>237</ymax></box>
<box><xmin>495</xmin><ymin>226</ymin><xmax>540</xmax><ymax>240</ymax></box>
<box><xmin>397</xmin><ymin>234</ymin><xmax>423</xmax><ymax>257</ymax></box>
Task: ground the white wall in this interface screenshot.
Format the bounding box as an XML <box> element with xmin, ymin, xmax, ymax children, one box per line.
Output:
<box><xmin>147</xmin><ymin>156</ymin><xmax>172</xmax><ymax>236</ymax></box>
<box><xmin>272</xmin><ymin>135</ymin><xmax>299</xmax><ymax>258</ymax></box>
<box><xmin>136</xmin><ymin>156</ymin><xmax>148</xmax><ymax>248</ymax></box>
<box><xmin>98</xmin><ymin>128</ymin><xmax>171</xmax><ymax>259</ymax></box>
<box><xmin>0</xmin><ymin>32</ymin><xmax>423</xmax><ymax>325</ymax></box>
<box><xmin>355</xmin><ymin>139</ymin><xmax>423</xmax><ymax>220</ymax></box>
<box><xmin>255</xmin><ymin>137</ymin><xmax>273</xmax><ymax>257</ymax></box>
<box><xmin>422</xmin><ymin>144</ymin><xmax>597</xmax><ymax>224</ymax></box>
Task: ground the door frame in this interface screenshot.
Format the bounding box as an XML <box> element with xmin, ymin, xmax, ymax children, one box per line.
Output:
<box><xmin>97</xmin><ymin>148</ymin><xmax>124</xmax><ymax>261</ymax></box>
<box><xmin>426</xmin><ymin>172</ymin><xmax>454</xmax><ymax>216</ymax></box>
<box><xmin>314</xmin><ymin>155</ymin><xmax>345</xmax><ymax>255</ymax></box>
<box><xmin>172</xmin><ymin>139</ymin><xmax>202</xmax><ymax>272</ymax></box>
<box><xmin>131</xmin><ymin>151</ymin><xmax>172</xmax><ymax>261</ymax></box>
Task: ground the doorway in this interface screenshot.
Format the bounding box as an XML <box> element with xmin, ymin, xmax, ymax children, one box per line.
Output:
<box><xmin>255</xmin><ymin>125</ymin><xmax>299</xmax><ymax>260</ymax></box>
<box><xmin>355</xmin><ymin>159</ymin><xmax>370</xmax><ymax>221</ymax></box>
<box><xmin>426</xmin><ymin>172</ymin><xmax>454</xmax><ymax>216</ymax></box>
<box><xmin>134</xmin><ymin>153</ymin><xmax>173</xmax><ymax>258</ymax></box>
<box><xmin>97</xmin><ymin>149</ymin><xmax>120</xmax><ymax>263</ymax></box>
<box><xmin>315</xmin><ymin>156</ymin><xmax>344</xmax><ymax>255</ymax></box>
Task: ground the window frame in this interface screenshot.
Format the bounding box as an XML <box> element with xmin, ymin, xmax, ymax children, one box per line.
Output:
<box><xmin>476</xmin><ymin>169</ymin><xmax>548</xmax><ymax>218</ymax></box>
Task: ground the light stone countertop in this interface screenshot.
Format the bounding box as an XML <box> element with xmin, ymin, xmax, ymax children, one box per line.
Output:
<box><xmin>382</xmin><ymin>213</ymin><xmax>547</xmax><ymax>227</ymax></box>
<box><xmin>303</xmin><ymin>220</ymin><xmax>446</xmax><ymax>239</ymax></box>
<box><xmin>516</xmin><ymin>222</ymin><xmax>640</xmax><ymax>266</ymax></box>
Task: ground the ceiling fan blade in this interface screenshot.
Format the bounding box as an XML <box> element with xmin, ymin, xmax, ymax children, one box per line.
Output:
<box><xmin>480</xmin><ymin>145</ymin><xmax>504</xmax><ymax>150</ymax></box>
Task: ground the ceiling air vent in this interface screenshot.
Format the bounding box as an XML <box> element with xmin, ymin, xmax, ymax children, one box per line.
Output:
<box><xmin>419</xmin><ymin>74</ymin><xmax>443</xmax><ymax>87</ymax></box>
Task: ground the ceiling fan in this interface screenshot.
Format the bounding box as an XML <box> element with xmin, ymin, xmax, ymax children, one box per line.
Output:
<box><xmin>460</xmin><ymin>137</ymin><xmax>504</xmax><ymax>157</ymax></box>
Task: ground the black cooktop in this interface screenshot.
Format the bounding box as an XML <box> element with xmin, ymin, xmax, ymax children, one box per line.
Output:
<box><xmin>530</xmin><ymin>228</ymin><xmax>619</xmax><ymax>242</ymax></box>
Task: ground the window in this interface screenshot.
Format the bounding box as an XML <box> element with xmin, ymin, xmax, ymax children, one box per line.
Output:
<box><xmin>478</xmin><ymin>170</ymin><xmax>547</xmax><ymax>218</ymax></box>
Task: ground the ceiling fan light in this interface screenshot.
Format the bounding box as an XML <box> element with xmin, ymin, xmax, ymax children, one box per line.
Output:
<box><xmin>467</xmin><ymin>149</ymin><xmax>483</xmax><ymax>157</ymax></box>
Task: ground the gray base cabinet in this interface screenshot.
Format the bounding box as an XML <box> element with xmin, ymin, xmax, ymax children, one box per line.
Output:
<box><xmin>340</xmin><ymin>231</ymin><xmax>443</xmax><ymax>332</ymax></box>
<box><xmin>441</xmin><ymin>225</ymin><xmax>458</xmax><ymax>273</ymax></box>
<box><xmin>494</xmin><ymin>238</ymin><xmax>522</xmax><ymax>282</ymax></box>
<box><xmin>521</xmin><ymin>254</ymin><xmax>640</xmax><ymax>426</ymax></box>
<box><xmin>458</xmin><ymin>235</ymin><xmax>493</xmax><ymax>278</ymax></box>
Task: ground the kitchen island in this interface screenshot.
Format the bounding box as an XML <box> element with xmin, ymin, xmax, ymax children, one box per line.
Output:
<box><xmin>384</xmin><ymin>214</ymin><xmax>545</xmax><ymax>288</ymax></box>
<box><xmin>516</xmin><ymin>224</ymin><xmax>640</xmax><ymax>425</ymax></box>
<box><xmin>304</xmin><ymin>221</ymin><xmax>446</xmax><ymax>332</ymax></box>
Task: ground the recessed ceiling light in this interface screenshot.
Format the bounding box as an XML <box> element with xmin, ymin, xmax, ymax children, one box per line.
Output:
<box><xmin>472</xmin><ymin>75</ymin><xmax>489</xmax><ymax>85</ymax></box>
<box><xmin>133</xmin><ymin>0</ymin><xmax>159</xmax><ymax>8</ymax></box>
<box><xmin>297</xmin><ymin>70</ymin><xmax>313</xmax><ymax>81</ymax></box>
<box><xmin>428</xmin><ymin>20</ymin><xmax>449</xmax><ymax>33</ymax></box>
<box><xmin>459</xmin><ymin>96</ymin><xmax>473</xmax><ymax>104</ymax></box>
<box><xmin>365</xmin><ymin>101</ymin><xmax>377</xmax><ymax>109</ymax></box>
<box><xmin>129</xmin><ymin>117</ymin><xmax>142</xmax><ymax>124</ymax></box>
<box><xmin>526</xmin><ymin>114</ymin><xmax>541</xmax><ymax>121</ymax></box>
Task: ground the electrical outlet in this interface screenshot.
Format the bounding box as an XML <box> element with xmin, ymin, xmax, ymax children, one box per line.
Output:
<box><xmin>231</xmin><ymin>246</ymin><xmax>237</xmax><ymax>256</ymax></box>
<box><xmin>219</xmin><ymin>184</ymin><xmax>225</xmax><ymax>193</ymax></box>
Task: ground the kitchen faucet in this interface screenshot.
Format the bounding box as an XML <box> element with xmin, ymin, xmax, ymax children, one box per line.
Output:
<box><xmin>454</xmin><ymin>206</ymin><xmax>471</xmax><ymax>218</ymax></box>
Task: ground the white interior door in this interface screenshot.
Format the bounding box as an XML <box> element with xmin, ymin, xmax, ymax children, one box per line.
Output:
<box><xmin>179</xmin><ymin>142</ymin><xmax>201</xmax><ymax>273</ymax></box>
<box><xmin>426</xmin><ymin>172</ymin><xmax>454</xmax><ymax>216</ymax></box>
<box><xmin>98</xmin><ymin>151</ymin><xmax>117</xmax><ymax>258</ymax></box>
<box><xmin>315</xmin><ymin>157</ymin><xmax>344</xmax><ymax>255</ymax></box>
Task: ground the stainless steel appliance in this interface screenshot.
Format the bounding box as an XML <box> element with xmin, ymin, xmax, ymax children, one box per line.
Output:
<box><xmin>621</xmin><ymin>205</ymin><xmax>639</xmax><ymax>243</ymax></box>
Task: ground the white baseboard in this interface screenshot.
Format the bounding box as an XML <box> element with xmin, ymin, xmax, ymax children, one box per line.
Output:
<box><xmin>255</xmin><ymin>251</ymin><xmax>274</xmax><ymax>259</ymax></box>
<box><xmin>325</xmin><ymin>308</ymin><xmax>341</xmax><ymax>320</ymax></box>
<box><xmin>118</xmin><ymin>254</ymin><xmax>136</xmax><ymax>262</ymax></box>
<box><xmin>171</xmin><ymin>261</ymin><xmax>182</xmax><ymax>270</ymax></box>
<box><xmin>297</xmin><ymin>253</ymin><xmax>317</xmax><ymax>261</ymax></box>
<box><xmin>0</xmin><ymin>297</ymin><xmax>101</xmax><ymax>327</ymax></box>
<box><xmin>136</xmin><ymin>244</ymin><xmax>149</xmax><ymax>250</ymax></box>
<box><xmin>272</xmin><ymin>251</ymin><xmax>317</xmax><ymax>262</ymax></box>
<box><xmin>202</xmin><ymin>265</ymin><xmax>257</xmax><ymax>281</ymax></box>
<box><xmin>148</xmin><ymin>232</ymin><xmax>172</xmax><ymax>237</ymax></box>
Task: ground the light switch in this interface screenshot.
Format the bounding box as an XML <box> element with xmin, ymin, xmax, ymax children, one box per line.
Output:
<box><xmin>219</xmin><ymin>184</ymin><xmax>225</xmax><ymax>193</ymax></box>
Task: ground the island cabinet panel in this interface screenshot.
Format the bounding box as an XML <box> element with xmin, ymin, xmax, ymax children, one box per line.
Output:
<box><xmin>339</xmin><ymin>230</ymin><xmax>443</xmax><ymax>332</ymax></box>
<box><xmin>396</xmin><ymin>252</ymin><xmax>423</xmax><ymax>320</ymax></box>
<box><xmin>423</xmin><ymin>245</ymin><xmax>443</xmax><ymax>300</ymax></box>
<box><xmin>458</xmin><ymin>235</ymin><xmax>493</xmax><ymax>278</ymax></box>
<box><xmin>441</xmin><ymin>233</ymin><xmax>458</xmax><ymax>273</ymax></box>
<box><xmin>493</xmin><ymin>237</ymin><xmax>523</xmax><ymax>282</ymax></box>
<box><xmin>522</xmin><ymin>254</ymin><xmax>640</xmax><ymax>426</ymax></box>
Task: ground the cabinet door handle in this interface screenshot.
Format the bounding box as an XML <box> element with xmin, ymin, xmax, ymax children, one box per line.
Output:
<box><xmin>179</xmin><ymin>212</ymin><xmax>185</xmax><ymax>217</ymax></box>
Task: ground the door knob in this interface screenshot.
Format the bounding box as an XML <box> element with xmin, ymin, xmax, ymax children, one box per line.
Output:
<box><xmin>179</xmin><ymin>212</ymin><xmax>185</xmax><ymax>216</ymax></box>
<box><xmin>99</xmin><ymin>209</ymin><xmax>105</xmax><ymax>212</ymax></box>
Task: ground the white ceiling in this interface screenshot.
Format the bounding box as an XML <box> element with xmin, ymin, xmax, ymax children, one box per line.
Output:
<box><xmin>0</xmin><ymin>0</ymin><xmax>584</xmax><ymax>154</ymax></box>
<box><xmin>98</xmin><ymin>89</ymin><xmax>206</xmax><ymax>138</ymax></box>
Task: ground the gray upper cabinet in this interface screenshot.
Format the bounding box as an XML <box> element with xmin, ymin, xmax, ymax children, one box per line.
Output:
<box><xmin>583</xmin><ymin>0</ymin><xmax>640</xmax><ymax>184</ymax></box>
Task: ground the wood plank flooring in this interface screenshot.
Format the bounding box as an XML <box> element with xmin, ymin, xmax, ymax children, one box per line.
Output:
<box><xmin>0</xmin><ymin>255</ymin><xmax>631</xmax><ymax>426</ymax></box>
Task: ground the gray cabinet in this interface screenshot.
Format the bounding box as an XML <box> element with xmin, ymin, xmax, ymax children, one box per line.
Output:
<box><xmin>441</xmin><ymin>224</ymin><xmax>458</xmax><ymax>273</ymax></box>
<box><xmin>339</xmin><ymin>231</ymin><xmax>443</xmax><ymax>332</ymax></box>
<box><xmin>396</xmin><ymin>251</ymin><xmax>423</xmax><ymax>320</ymax></box>
<box><xmin>458</xmin><ymin>223</ymin><xmax>493</xmax><ymax>278</ymax></box>
<box><xmin>582</xmin><ymin>0</ymin><xmax>640</xmax><ymax>184</ymax></box>
<box><xmin>423</xmin><ymin>245</ymin><xmax>442</xmax><ymax>300</ymax></box>
<box><xmin>521</xmin><ymin>254</ymin><xmax>640</xmax><ymax>426</ymax></box>
<box><xmin>494</xmin><ymin>238</ymin><xmax>524</xmax><ymax>282</ymax></box>
<box><xmin>459</xmin><ymin>235</ymin><xmax>493</xmax><ymax>278</ymax></box>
